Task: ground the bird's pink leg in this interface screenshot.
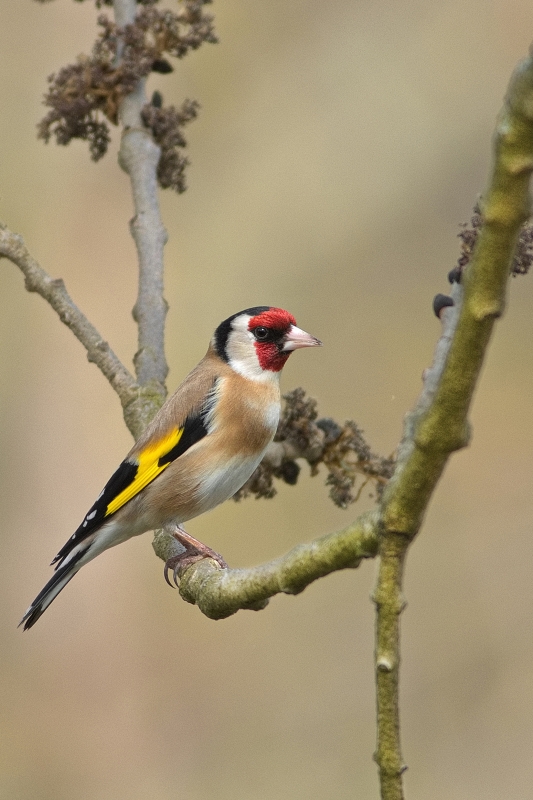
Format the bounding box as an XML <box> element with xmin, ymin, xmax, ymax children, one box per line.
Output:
<box><xmin>164</xmin><ymin>524</ymin><xmax>228</xmax><ymax>587</ymax></box>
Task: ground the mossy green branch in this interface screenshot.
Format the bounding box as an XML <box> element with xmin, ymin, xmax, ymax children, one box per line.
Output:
<box><xmin>373</xmin><ymin>52</ymin><xmax>533</xmax><ymax>800</ymax></box>
<box><xmin>152</xmin><ymin>511</ymin><xmax>379</xmax><ymax>618</ymax></box>
<box><xmin>372</xmin><ymin>534</ymin><xmax>407</xmax><ymax>800</ymax></box>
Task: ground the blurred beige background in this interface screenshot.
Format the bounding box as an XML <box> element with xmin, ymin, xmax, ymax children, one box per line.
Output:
<box><xmin>2</xmin><ymin>1</ymin><xmax>533</xmax><ymax>798</ymax></box>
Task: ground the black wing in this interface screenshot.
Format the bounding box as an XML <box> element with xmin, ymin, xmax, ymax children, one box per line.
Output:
<box><xmin>51</xmin><ymin>410</ymin><xmax>210</xmax><ymax>568</ymax></box>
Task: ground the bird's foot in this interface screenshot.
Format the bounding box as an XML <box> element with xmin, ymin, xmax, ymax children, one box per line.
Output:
<box><xmin>164</xmin><ymin>525</ymin><xmax>228</xmax><ymax>587</ymax></box>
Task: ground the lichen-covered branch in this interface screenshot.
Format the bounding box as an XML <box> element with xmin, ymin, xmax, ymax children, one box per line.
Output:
<box><xmin>372</xmin><ymin>53</ymin><xmax>533</xmax><ymax>800</ymax></box>
<box><xmin>456</xmin><ymin>201</ymin><xmax>533</xmax><ymax>279</ymax></box>
<box><xmin>152</xmin><ymin>511</ymin><xmax>379</xmax><ymax>618</ymax></box>
<box><xmin>371</xmin><ymin>281</ymin><xmax>462</xmax><ymax>800</ymax></box>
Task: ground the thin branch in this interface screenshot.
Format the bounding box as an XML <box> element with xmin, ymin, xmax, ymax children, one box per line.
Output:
<box><xmin>373</xmin><ymin>52</ymin><xmax>533</xmax><ymax>800</ymax></box>
<box><xmin>114</xmin><ymin>0</ymin><xmax>169</xmax><ymax>392</ymax></box>
<box><xmin>0</xmin><ymin>223</ymin><xmax>171</xmax><ymax>440</ymax></box>
<box><xmin>152</xmin><ymin>511</ymin><xmax>380</xmax><ymax>618</ymax></box>
<box><xmin>371</xmin><ymin>281</ymin><xmax>462</xmax><ymax>800</ymax></box>
<box><xmin>0</xmin><ymin>222</ymin><xmax>138</xmax><ymax>410</ymax></box>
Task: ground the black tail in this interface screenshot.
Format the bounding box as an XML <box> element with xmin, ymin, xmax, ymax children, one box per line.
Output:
<box><xmin>19</xmin><ymin>548</ymin><xmax>88</xmax><ymax>630</ymax></box>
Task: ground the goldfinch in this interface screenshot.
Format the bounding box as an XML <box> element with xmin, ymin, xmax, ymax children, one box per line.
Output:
<box><xmin>20</xmin><ymin>307</ymin><xmax>321</xmax><ymax>629</ymax></box>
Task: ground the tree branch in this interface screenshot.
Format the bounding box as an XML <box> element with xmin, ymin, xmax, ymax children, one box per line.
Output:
<box><xmin>373</xmin><ymin>52</ymin><xmax>533</xmax><ymax>800</ymax></box>
<box><xmin>0</xmin><ymin>222</ymin><xmax>139</xmax><ymax>411</ymax></box>
<box><xmin>0</xmin><ymin>218</ymin><xmax>175</xmax><ymax>441</ymax></box>
<box><xmin>114</xmin><ymin>0</ymin><xmax>169</xmax><ymax>394</ymax></box>
<box><xmin>152</xmin><ymin>511</ymin><xmax>380</xmax><ymax>618</ymax></box>
<box><xmin>371</xmin><ymin>281</ymin><xmax>462</xmax><ymax>800</ymax></box>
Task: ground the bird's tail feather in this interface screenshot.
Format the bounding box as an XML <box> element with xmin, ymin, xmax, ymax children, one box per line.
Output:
<box><xmin>19</xmin><ymin>546</ymin><xmax>89</xmax><ymax>630</ymax></box>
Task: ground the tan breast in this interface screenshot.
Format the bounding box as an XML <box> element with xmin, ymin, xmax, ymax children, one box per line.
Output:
<box><xmin>209</xmin><ymin>370</ymin><xmax>280</xmax><ymax>457</ymax></box>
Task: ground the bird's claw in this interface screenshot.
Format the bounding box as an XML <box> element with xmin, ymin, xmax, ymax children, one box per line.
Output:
<box><xmin>163</xmin><ymin>559</ymin><xmax>178</xmax><ymax>588</ymax></box>
<box><xmin>164</xmin><ymin>548</ymin><xmax>228</xmax><ymax>588</ymax></box>
<box><xmin>163</xmin><ymin>557</ymin><xmax>182</xmax><ymax>588</ymax></box>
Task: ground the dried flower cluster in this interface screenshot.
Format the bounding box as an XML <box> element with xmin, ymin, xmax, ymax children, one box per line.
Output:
<box><xmin>141</xmin><ymin>96</ymin><xmax>199</xmax><ymax>192</ymax></box>
<box><xmin>37</xmin><ymin>1</ymin><xmax>216</xmax><ymax>189</ymax></box>
<box><xmin>512</xmin><ymin>222</ymin><xmax>533</xmax><ymax>276</ymax></box>
<box><xmin>455</xmin><ymin>202</ymin><xmax>483</xmax><ymax>274</ymax></box>
<box><xmin>234</xmin><ymin>389</ymin><xmax>395</xmax><ymax>508</ymax></box>
<box><xmin>455</xmin><ymin>201</ymin><xmax>533</xmax><ymax>278</ymax></box>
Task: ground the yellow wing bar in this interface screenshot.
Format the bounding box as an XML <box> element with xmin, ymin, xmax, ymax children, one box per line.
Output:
<box><xmin>105</xmin><ymin>427</ymin><xmax>183</xmax><ymax>517</ymax></box>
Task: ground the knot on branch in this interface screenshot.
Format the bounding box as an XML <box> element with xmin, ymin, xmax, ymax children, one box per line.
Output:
<box><xmin>123</xmin><ymin>379</ymin><xmax>167</xmax><ymax>439</ymax></box>
<box><xmin>37</xmin><ymin>1</ymin><xmax>216</xmax><ymax>176</ymax></box>
<box><xmin>233</xmin><ymin>388</ymin><xmax>394</xmax><ymax>508</ymax></box>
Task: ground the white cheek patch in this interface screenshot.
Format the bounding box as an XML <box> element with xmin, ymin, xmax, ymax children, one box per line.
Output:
<box><xmin>225</xmin><ymin>316</ymin><xmax>281</xmax><ymax>383</ymax></box>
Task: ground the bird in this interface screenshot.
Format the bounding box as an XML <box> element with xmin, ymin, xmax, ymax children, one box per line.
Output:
<box><xmin>20</xmin><ymin>306</ymin><xmax>321</xmax><ymax>630</ymax></box>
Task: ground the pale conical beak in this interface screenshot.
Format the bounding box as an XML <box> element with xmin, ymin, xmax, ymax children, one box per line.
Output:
<box><xmin>282</xmin><ymin>325</ymin><xmax>323</xmax><ymax>352</ymax></box>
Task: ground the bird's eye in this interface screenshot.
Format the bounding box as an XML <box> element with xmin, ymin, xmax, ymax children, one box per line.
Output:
<box><xmin>253</xmin><ymin>326</ymin><xmax>270</xmax><ymax>341</ymax></box>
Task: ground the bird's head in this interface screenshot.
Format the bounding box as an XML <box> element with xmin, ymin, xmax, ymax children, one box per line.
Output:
<box><xmin>213</xmin><ymin>306</ymin><xmax>322</xmax><ymax>380</ymax></box>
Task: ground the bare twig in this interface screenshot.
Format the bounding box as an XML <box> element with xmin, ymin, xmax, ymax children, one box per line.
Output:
<box><xmin>0</xmin><ymin>223</ymin><xmax>138</xmax><ymax>411</ymax></box>
<box><xmin>114</xmin><ymin>0</ymin><xmax>169</xmax><ymax>393</ymax></box>
<box><xmin>0</xmin><ymin>219</ymin><xmax>176</xmax><ymax>441</ymax></box>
